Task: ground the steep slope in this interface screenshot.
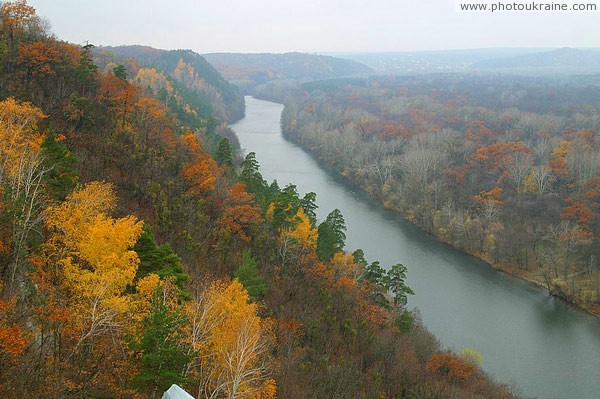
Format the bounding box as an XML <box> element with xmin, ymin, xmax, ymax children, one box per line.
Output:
<box><xmin>96</xmin><ymin>45</ymin><xmax>245</xmax><ymax>121</ymax></box>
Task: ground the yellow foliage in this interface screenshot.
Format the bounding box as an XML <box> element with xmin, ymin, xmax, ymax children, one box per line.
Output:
<box><xmin>461</xmin><ymin>347</ymin><xmax>483</xmax><ymax>365</ymax></box>
<box><xmin>133</xmin><ymin>274</ymin><xmax>161</xmax><ymax>320</ymax></box>
<box><xmin>0</xmin><ymin>97</ymin><xmax>46</xmax><ymax>179</ymax></box>
<box><xmin>331</xmin><ymin>252</ymin><xmax>363</xmax><ymax>281</ymax></box>
<box><xmin>45</xmin><ymin>181</ymin><xmax>117</xmax><ymax>247</ymax></box>
<box><xmin>265</xmin><ymin>202</ymin><xmax>275</xmax><ymax>221</ymax></box>
<box><xmin>523</xmin><ymin>171</ymin><xmax>536</xmax><ymax>193</ymax></box>
<box><xmin>44</xmin><ymin>182</ymin><xmax>144</xmax><ymax>335</ymax></box>
<box><xmin>134</xmin><ymin>67</ymin><xmax>174</xmax><ymax>96</ymax></box>
<box><xmin>136</xmin><ymin>274</ymin><xmax>161</xmax><ymax>299</ymax></box>
<box><xmin>187</xmin><ymin>279</ymin><xmax>274</xmax><ymax>399</ymax></box>
<box><xmin>282</xmin><ymin>208</ymin><xmax>317</xmax><ymax>248</ymax></box>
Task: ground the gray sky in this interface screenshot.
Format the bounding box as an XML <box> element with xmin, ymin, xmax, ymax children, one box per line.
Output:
<box><xmin>28</xmin><ymin>0</ymin><xmax>600</xmax><ymax>53</ymax></box>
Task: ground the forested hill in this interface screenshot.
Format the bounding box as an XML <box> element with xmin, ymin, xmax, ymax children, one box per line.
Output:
<box><xmin>95</xmin><ymin>45</ymin><xmax>245</xmax><ymax>122</ymax></box>
<box><xmin>203</xmin><ymin>51</ymin><xmax>372</xmax><ymax>92</ymax></box>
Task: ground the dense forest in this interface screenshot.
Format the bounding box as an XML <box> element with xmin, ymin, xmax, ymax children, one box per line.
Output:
<box><xmin>281</xmin><ymin>74</ymin><xmax>600</xmax><ymax>315</ymax></box>
<box><xmin>0</xmin><ymin>2</ymin><xmax>518</xmax><ymax>398</ymax></box>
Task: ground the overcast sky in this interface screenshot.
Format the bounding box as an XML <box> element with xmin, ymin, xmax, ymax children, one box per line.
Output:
<box><xmin>28</xmin><ymin>0</ymin><xmax>599</xmax><ymax>53</ymax></box>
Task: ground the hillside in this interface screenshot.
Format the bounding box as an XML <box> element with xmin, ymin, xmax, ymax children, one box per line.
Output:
<box><xmin>203</xmin><ymin>52</ymin><xmax>372</xmax><ymax>92</ymax></box>
<box><xmin>96</xmin><ymin>45</ymin><xmax>245</xmax><ymax>122</ymax></box>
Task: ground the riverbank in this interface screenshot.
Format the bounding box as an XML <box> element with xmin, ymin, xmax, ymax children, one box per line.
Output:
<box><xmin>279</xmin><ymin>120</ymin><xmax>600</xmax><ymax>320</ymax></box>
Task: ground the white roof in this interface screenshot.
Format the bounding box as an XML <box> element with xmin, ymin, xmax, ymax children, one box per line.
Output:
<box><xmin>162</xmin><ymin>384</ymin><xmax>195</xmax><ymax>399</ymax></box>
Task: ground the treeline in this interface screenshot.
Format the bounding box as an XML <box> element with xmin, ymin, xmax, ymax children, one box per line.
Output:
<box><xmin>281</xmin><ymin>73</ymin><xmax>600</xmax><ymax>315</ymax></box>
<box><xmin>0</xmin><ymin>2</ymin><xmax>518</xmax><ymax>398</ymax></box>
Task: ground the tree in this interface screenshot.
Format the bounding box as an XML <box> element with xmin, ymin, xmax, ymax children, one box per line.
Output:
<box><xmin>524</xmin><ymin>165</ymin><xmax>554</xmax><ymax>195</ymax></box>
<box><xmin>234</xmin><ymin>250</ymin><xmax>267</xmax><ymax>302</ymax></box>
<box><xmin>0</xmin><ymin>97</ymin><xmax>48</xmax><ymax>290</ymax></box>
<box><xmin>182</xmin><ymin>131</ymin><xmax>219</xmax><ymax>195</ymax></box>
<box><xmin>239</xmin><ymin>152</ymin><xmax>267</xmax><ymax>203</ymax></box>
<box><xmin>300</xmin><ymin>192</ymin><xmax>318</xmax><ymax>226</ymax></box>
<box><xmin>186</xmin><ymin>280</ymin><xmax>275</xmax><ymax>399</ymax></box>
<box><xmin>216</xmin><ymin>137</ymin><xmax>233</xmax><ymax>168</ymax></box>
<box><xmin>134</xmin><ymin>226</ymin><xmax>189</xmax><ymax>300</ymax></box>
<box><xmin>40</xmin><ymin>131</ymin><xmax>78</xmax><ymax>200</ymax></box>
<box><xmin>132</xmin><ymin>289</ymin><xmax>191</xmax><ymax>399</ymax></box>
<box><xmin>219</xmin><ymin>183</ymin><xmax>263</xmax><ymax>243</ymax></box>
<box><xmin>426</xmin><ymin>352</ymin><xmax>476</xmax><ymax>382</ymax></box>
<box><xmin>112</xmin><ymin>64</ymin><xmax>128</xmax><ymax>81</ymax></box>
<box><xmin>385</xmin><ymin>263</ymin><xmax>414</xmax><ymax>309</ymax></box>
<box><xmin>473</xmin><ymin>187</ymin><xmax>503</xmax><ymax>224</ymax></box>
<box><xmin>44</xmin><ymin>182</ymin><xmax>144</xmax><ymax>347</ymax></box>
<box><xmin>284</xmin><ymin>207</ymin><xmax>318</xmax><ymax>249</ymax></box>
<box><xmin>317</xmin><ymin>209</ymin><xmax>346</xmax><ymax>262</ymax></box>
<box><xmin>0</xmin><ymin>1</ymin><xmax>43</xmax><ymax>52</ymax></box>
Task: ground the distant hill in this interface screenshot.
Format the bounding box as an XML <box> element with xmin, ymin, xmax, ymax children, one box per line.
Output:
<box><xmin>95</xmin><ymin>45</ymin><xmax>245</xmax><ymax>122</ymax></box>
<box><xmin>337</xmin><ymin>48</ymin><xmax>548</xmax><ymax>74</ymax></box>
<box><xmin>203</xmin><ymin>52</ymin><xmax>372</xmax><ymax>92</ymax></box>
<box><xmin>473</xmin><ymin>47</ymin><xmax>600</xmax><ymax>72</ymax></box>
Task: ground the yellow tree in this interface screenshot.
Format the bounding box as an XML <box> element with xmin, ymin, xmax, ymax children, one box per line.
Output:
<box><xmin>283</xmin><ymin>208</ymin><xmax>317</xmax><ymax>248</ymax></box>
<box><xmin>0</xmin><ymin>97</ymin><xmax>48</xmax><ymax>290</ymax></box>
<box><xmin>44</xmin><ymin>182</ymin><xmax>144</xmax><ymax>348</ymax></box>
<box><xmin>186</xmin><ymin>280</ymin><xmax>275</xmax><ymax>399</ymax></box>
<box><xmin>278</xmin><ymin>207</ymin><xmax>317</xmax><ymax>268</ymax></box>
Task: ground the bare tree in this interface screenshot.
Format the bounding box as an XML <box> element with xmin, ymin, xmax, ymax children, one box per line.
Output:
<box><xmin>531</xmin><ymin>165</ymin><xmax>554</xmax><ymax>195</ymax></box>
<box><xmin>506</xmin><ymin>152</ymin><xmax>534</xmax><ymax>191</ymax></box>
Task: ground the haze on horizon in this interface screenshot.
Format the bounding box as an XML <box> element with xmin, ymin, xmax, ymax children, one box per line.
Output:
<box><xmin>29</xmin><ymin>0</ymin><xmax>599</xmax><ymax>53</ymax></box>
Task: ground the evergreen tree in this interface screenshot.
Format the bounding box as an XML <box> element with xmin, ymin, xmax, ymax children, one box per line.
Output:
<box><xmin>239</xmin><ymin>152</ymin><xmax>268</xmax><ymax>204</ymax></box>
<box><xmin>385</xmin><ymin>263</ymin><xmax>414</xmax><ymax>308</ymax></box>
<box><xmin>41</xmin><ymin>131</ymin><xmax>79</xmax><ymax>200</ymax></box>
<box><xmin>316</xmin><ymin>209</ymin><xmax>346</xmax><ymax>262</ymax></box>
<box><xmin>270</xmin><ymin>184</ymin><xmax>301</xmax><ymax>230</ymax></box>
<box><xmin>215</xmin><ymin>137</ymin><xmax>233</xmax><ymax>168</ymax></box>
<box><xmin>300</xmin><ymin>192</ymin><xmax>318</xmax><ymax>226</ymax></box>
<box><xmin>131</xmin><ymin>294</ymin><xmax>190</xmax><ymax>398</ymax></box>
<box><xmin>134</xmin><ymin>226</ymin><xmax>190</xmax><ymax>300</ymax></box>
<box><xmin>234</xmin><ymin>250</ymin><xmax>267</xmax><ymax>301</ymax></box>
<box><xmin>113</xmin><ymin>64</ymin><xmax>127</xmax><ymax>80</ymax></box>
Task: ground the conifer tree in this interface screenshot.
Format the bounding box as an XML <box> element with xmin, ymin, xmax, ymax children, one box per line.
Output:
<box><xmin>134</xmin><ymin>226</ymin><xmax>190</xmax><ymax>299</ymax></box>
<box><xmin>234</xmin><ymin>250</ymin><xmax>267</xmax><ymax>301</ymax></box>
<box><xmin>132</xmin><ymin>293</ymin><xmax>190</xmax><ymax>398</ymax></box>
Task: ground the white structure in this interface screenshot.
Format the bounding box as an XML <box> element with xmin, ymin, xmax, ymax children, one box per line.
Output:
<box><xmin>162</xmin><ymin>384</ymin><xmax>195</xmax><ymax>399</ymax></box>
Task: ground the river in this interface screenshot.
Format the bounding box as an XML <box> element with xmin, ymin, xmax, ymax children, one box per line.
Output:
<box><xmin>231</xmin><ymin>96</ymin><xmax>600</xmax><ymax>399</ymax></box>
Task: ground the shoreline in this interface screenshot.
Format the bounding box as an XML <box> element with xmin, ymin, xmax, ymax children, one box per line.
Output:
<box><xmin>277</xmin><ymin>124</ymin><xmax>600</xmax><ymax>321</ymax></box>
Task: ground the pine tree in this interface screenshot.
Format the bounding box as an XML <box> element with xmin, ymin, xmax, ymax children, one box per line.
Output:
<box><xmin>134</xmin><ymin>226</ymin><xmax>190</xmax><ymax>300</ymax></box>
<box><xmin>234</xmin><ymin>250</ymin><xmax>267</xmax><ymax>301</ymax></box>
<box><xmin>215</xmin><ymin>137</ymin><xmax>233</xmax><ymax>168</ymax></box>
<box><xmin>132</xmin><ymin>294</ymin><xmax>191</xmax><ymax>398</ymax></box>
<box><xmin>385</xmin><ymin>263</ymin><xmax>414</xmax><ymax>308</ymax></box>
<box><xmin>316</xmin><ymin>209</ymin><xmax>346</xmax><ymax>261</ymax></box>
<box><xmin>41</xmin><ymin>131</ymin><xmax>79</xmax><ymax>200</ymax></box>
